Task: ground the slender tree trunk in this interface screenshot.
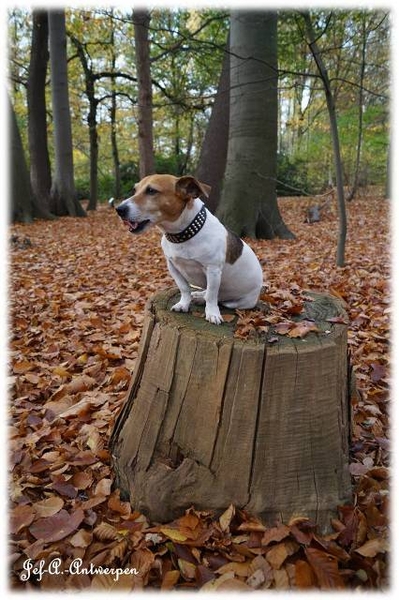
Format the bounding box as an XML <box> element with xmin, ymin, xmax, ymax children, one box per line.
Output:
<box><xmin>303</xmin><ymin>12</ymin><xmax>347</xmax><ymax>266</ymax></box>
<box><xmin>9</xmin><ymin>97</ymin><xmax>34</xmax><ymax>223</ymax></box>
<box><xmin>27</xmin><ymin>10</ymin><xmax>55</xmax><ymax>219</ymax></box>
<box><xmin>87</xmin><ymin>99</ymin><xmax>99</xmax><ymax>210</ymax></box>
<box><xmin>48</xmin><ymin>10</ymin><xmax>86</xmax><ymax>217</ymax></box>
<box><xmin>110</xmin><ymin>22</ymin><xmax>121</xmax><ymax>198</ymax></box>
<box><xmin>347</xmin><ymin>16</ymin><xmax>367</xmax><ymax>202</ymax></box>
<box><xmin>69</xmin><ymin>34</ymin><xmax>98</xmax><ymax>210</ymax></box>
<box><xmin>133</xmin><ymin>9</ymin><xmax>155</xmax><ymax>178</ymax></box>
<box><xmin>196</xmin><ymin>40</ymin><xmax>230</xmax><ymax>214</ymax></box>
<box><xmin>217</xmin><ymin>11</ymin><xmax>294</xmax><ymax>239</ymax></box>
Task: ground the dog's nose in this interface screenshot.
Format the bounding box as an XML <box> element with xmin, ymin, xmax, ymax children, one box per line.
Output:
<box><xmin>116</xmin><ymin>203</ymin><xmax>129</xmax><ymax>219</ymax></box>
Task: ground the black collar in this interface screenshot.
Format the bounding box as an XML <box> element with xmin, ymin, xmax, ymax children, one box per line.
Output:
<box><xmin>165</xmin><ymin>205</ymin><xmax>207</xmax><ymax>243</ymax></box>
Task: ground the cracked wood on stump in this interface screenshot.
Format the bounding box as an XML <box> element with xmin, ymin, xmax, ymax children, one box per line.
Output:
<box><xmin>110</xmin><ymin>287</ymin><xmax>352</xmax><ymax>528</ymax></box>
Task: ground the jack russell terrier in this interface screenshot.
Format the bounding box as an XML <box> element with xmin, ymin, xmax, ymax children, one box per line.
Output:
<box><xmin>114</xmin><ymin>174</ymin><xmax>263</xmax><ymax>325</ymax></box>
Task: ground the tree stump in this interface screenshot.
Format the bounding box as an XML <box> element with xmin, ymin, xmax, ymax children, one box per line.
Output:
<box><xmin>110</xmin><ymin>287</ymin><xmax>352</xmax><ymax>529</ymax></box>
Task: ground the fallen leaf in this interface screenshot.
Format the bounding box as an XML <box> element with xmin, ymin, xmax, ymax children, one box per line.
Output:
<box><xmin>69</xmin><ymin>529</ymin><xmax>93</xmax><ymax>548</ymax></box>
<box><xmin>161</xmin><ymin>570</ymin><xmax>180</xmax><ymax>590</ymax></box>
<box><xmin>10</xmin><ymin>504</ymin><xmax>35</xmax><ymax>533</ymax></box>
<box><xmin>262</xmin><ymin>524</ymin><xmax>290</xmax><ymax>546</ymax></box>
<box><xmin>295</xmin><ymin>559</ymin><xmax>317</xmax><ymax>588</ymax></box>
<box><xmin>305</xmin><ymin>547</ymin><xmax>344</xmax><ymax>589</ymax></box>
<box><xmin>29</xmin><ymin>509</ymin><xmax>84</xmax><ymax>542</ymax></box>
<box><xmin>159</xmin><ymin>527</ymin><xmax>188</xmax><ymax>542</ymax></box>
<box><xmin>355</xmin><ymin>538</ymin><xmax>389</xmax><ymax>557</ymax></box>
<box><xmin>33</xmin><ymin>496</ymin><xmax>64</xmax><ymax>518</ymax></box>
<box><xmin>219</xmin><ymin>504</ymin><xmax>235</xmax><ymax>532</ymax></box>
<box><xmin>266</xmin><ymin>542</ymin><xmax>288</xmax><ymax>570</ymax></box>
<box><xmin>288</xmin><ymin>320</ymin><xmax>319</xmax><ymax>338</ymax></box>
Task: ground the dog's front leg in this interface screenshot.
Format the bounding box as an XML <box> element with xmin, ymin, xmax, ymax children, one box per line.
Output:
<box><xmin>205</xmin><ymin>265</ymin><xmax>223</xmax><ymax>325</ymax></box>
<box><xmin>167</xmin><ymin>259</ymin><xmax>192</xmax><ymax>313</ymax></box>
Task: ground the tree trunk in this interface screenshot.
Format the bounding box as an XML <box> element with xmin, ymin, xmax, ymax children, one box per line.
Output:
<box><xmin>347</xmin><ymin>15</ymin><xmax>367</xmax><ymax>202</ymax></box>
<box><xmin>110</xmin><ymin>21</ymin><xmax>121</xmax><ymax>199</ymax></box>
<box><xmin>133</xmin><ymin>9</ymin><xmax>155</xmax><ymax>178</ymax></box>
<box><xmin>69</xmin><ymin>34</ymin><xmax>99</xmax><ymax>211</ymax></box>
<box><xmin>9</xmin><ymin>97</ymin><xmax>34</xmax><ymax>223</ymax></box>
<box><xmin>48</xmin><ymin>10</ymin><xmax>86</xmax><ymax>217</ymax></box>
<box><xmin>303</xmin><ymin>12</ymin><xmax>347</xmax><ymax>266</ymax></box>
<box><xmin>27</xmin><ymin>10</ymin><xmax>55</xmax><ymax>220</ymax></box>
<box><xmin>217</xmin><ymin>11</ymin><xmax>294</xmax><ymax>240</ymax></box>
<box><xmin>195</xmin><ymin>40</ymin><xmax>230</xmax><ymax>214</ymax></box>
<box><xmin>110</xmin><ymin>287</ymin><xmax>352</xmax><ymax>530</ymax></box>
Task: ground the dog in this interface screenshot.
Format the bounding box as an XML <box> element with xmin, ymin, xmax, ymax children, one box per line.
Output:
<box><xmin>115</xmin><ymin>174</ymin><xmax>263</xmax><ymax>325</ymax></box>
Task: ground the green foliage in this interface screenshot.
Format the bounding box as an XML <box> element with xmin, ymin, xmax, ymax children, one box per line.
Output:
<box><xmin>8</xmin><ymin>8</ymin><xmax>390</xmax><ymax>202</ymax></box>
<box><xmin>276</xmin><ymin>153</ymin><xmax>311</xmax><ymax>196</ymax></box>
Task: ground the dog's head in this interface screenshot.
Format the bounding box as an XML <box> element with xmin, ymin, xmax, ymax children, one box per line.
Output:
<box><xmin>115</xmin><ymin>174</ymin><xmax>211</xmax><ymax>234</ymax></box>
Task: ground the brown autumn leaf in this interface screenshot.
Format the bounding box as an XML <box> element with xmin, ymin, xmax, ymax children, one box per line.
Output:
<box><xmin>219</xmin><ymin>504</ymin><xmax>235</xmax><ymax>532</ymax></box>
<box><xmin>33</xmin><ymin>496</ymin><xmax>64</xmax><ymax>519</ymax></box>
<box><xmin>178</xmin><ymin>558</ymin><xmax>197</xmax><ymax>580</ymax></box>
<box><xmin>216</xmin><ymin>561</ymin><xmax>252</xmax><ymax>578</ymax></box>
<box><xmin>288</xmin><ymin>320</ymin><xmax>319</xmax><ymax>338</ymax></box>
<box><xmin>266</xmin><ymin>542</ymin><xmax>288</xmax><ymax>570</ymax></box>
<box><xmin>13</xmin><ymin>360</ymin><xmax>35</xmax><ymax>374</ymax></box>
<box><xmin>237</xmin><ymin>516</ymin><xmax>266</xmax><ymax>532</ymax></box>
<box><xmin>107</xmin><ymin>489</ymin><xmax>132</xmax><ymax>516</ymax></box>
<box><xmin>295</xmin><ymin>559</ymin><xmax>317</xmax><ymax>588</ymax></box>
<box><xmin>10</xmin><ymin>504</ymin><xmax>35</xmax><ymax>533</ymax></box>
<box><xmin>93</xmin><ymin>521</ymin><xmax>120</xmax><ymax>542</ymax></box>
<box><xmin>90</xmin><ymin>572</ymin><xmax>134</xmax><ymax>590</ymax></box>
<box><xmin>261</xmin><ymin>524</ymin><xmax>291</xmax><ymax>546</ymax></box>
<box><xmin>29</xmin><ymin>509</ymin><xmax>84</xmax><ymax>542</ymax></box>
<box><xmin>161</xmin><ymin>570</ymin><xmax>181</xmax><ymax>590</ymax></box>
<box><xmin>94</xmin><ymin>478</ymin><xmax>112</xmax><ymax>497</ymax></box>
<box><xmin>222</xmin><ymin>314</ymin><xmax>236</xmax><ymax>323</ymax></box>
<box><xmin>71</xmin><ymin>471</ymin><xmax>93</xmax><ymax>490</ymax></box>
<box><xmin>69</xmin><ymin>529</ymin><xmax>93</xmax><ymax>548</ymax></box>
<box><xmin>355</xmin><ymin>538</ymin><xmax>389</xmax><ymax>557</ymax></box>
<box><xmin>273</xmin><ymin>567</ymin><xmax>290</xmax><ymax>589</ymax></box>
<box><xmin>305</xmin><ymin>547</ymin><xmax>344</xmax><ymax>589</ymax></box>
<box><xmin>274</xmin><ymin>321</ymin><xmax>294</xmax><ymax>335</ymax></box>
<box><xmin>49</xmin><ymin>375</ymin><xmax>96</xmax><ymax>402</ymax></box>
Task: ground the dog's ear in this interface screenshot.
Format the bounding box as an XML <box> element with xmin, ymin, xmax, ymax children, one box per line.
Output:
<box><xmin>176</xmin><ymin>176</ymin><xmax>211</xmax><ymax>200</ymax></box>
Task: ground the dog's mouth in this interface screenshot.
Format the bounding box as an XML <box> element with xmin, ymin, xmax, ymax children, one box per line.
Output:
<box><xmin>122</xmin><ymin>219</ymin><xmax>151</xmax><ymax>234</ymax></box>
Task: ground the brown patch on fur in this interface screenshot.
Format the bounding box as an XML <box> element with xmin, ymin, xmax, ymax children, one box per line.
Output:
<box><xmin>226</xmin><ymin>230</ymin><xmax>244</xmax><ymax>264</ymax></box>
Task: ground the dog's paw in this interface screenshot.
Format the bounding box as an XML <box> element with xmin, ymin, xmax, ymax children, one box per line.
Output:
<box><xmin>171</xmin><ymin>301</ymin><xmax>190</xmax><ymax>313</ymax></box>
<box><xmin>205</xmin><ymin>308</ymin><xmax>223</xmax><ymax>325</ymax></box>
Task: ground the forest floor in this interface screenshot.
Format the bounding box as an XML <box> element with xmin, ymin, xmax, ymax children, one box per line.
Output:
<box><xmin>8</xmin><ymin>192</ymin><xmax>390</xmax><ymax>591</ymax></box>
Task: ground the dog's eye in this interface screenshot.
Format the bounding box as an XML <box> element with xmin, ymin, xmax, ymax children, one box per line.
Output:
<box><xmin>146</xmin><ymin>186</ymin><xmax>158</xmax><ymax>195</ymax></box>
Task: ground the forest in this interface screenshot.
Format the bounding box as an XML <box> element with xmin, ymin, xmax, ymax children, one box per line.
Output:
<box><xmin>8</xmin><ymin>6</ymin><xmax>390</xmax><ymax>593</ymax></box>
<box><xmin>9</xmin><ymin>8</ymin><xmax>389</xmax><ymax>219</ymax></box>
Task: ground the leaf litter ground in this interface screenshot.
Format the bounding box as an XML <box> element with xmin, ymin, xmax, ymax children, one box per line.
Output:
<box><xmin>8</xmin><ymin>192</ymin><xmax>389</xmax><ymax>591</ymax></box>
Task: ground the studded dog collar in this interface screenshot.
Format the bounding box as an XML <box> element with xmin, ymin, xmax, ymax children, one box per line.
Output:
<box><xmin>165</xmin><ymin>204</ymin><xmax>207</xmax><ymax>244</ymax></box>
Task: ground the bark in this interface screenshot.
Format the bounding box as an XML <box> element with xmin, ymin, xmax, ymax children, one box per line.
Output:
<box><xmin>133</xmin><ymin>9</ymin><xmax>155</xmax><ymax>178</ymax></box>
<box><xmin>347</xmin><ymin>16</ymin><xmax>367</xmax><ymax>202</ymax></box>
<box><xmin>69</xmin><ymin>34</ymin><xmax>99</xmax><ymax>210</ymax></box>
<box><xmin>9</xmin><ymin>97</ymin><xmax>34</xmax><ymax>223</ymax></box>
<box><xmin>111</xmin><ymin>287</ymin><xmax>352</xmax><ymax>530</ymax></box>
<box><xmin>195</xmin><ymin>40</ymin><xmax>230</xmax><ymax>214</ymax></box>
<box><xmin>110</xmin><ymin>23</ymin><xmax>121</xmax><ymax>199</ymax></box>
<box><xmin>217</xmin><ymin>12</ymin><xmax>294</xmax><ymax>240</ymax></box>
<box><xmin>48</xmin><ymin>10</ymin><xmax>86</xmax><ymax>217</ymax></box>
<box><xmin>27</xmin><ymin>10</ymin><xmax>55</xmax><ymax>220</ymax></box>
<box><xmin>303</xmin><ymin>12</ymin><xmax>347</xmax><ymax>266</ymax></box>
